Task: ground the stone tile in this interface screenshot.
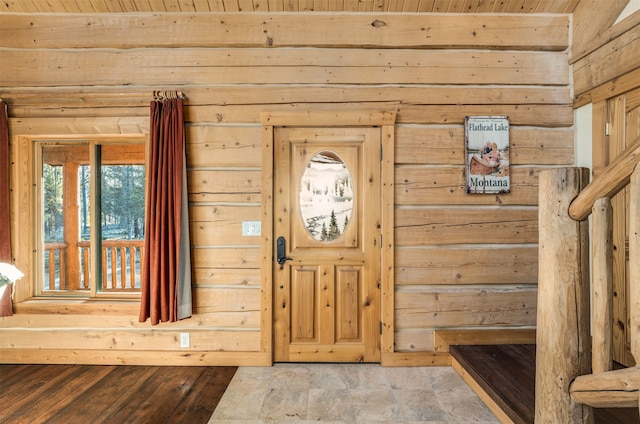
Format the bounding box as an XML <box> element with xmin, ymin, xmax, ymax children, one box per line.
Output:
<box><xmin>259</xmin><ymin>388</ymin><xmax>309</xmax><ymax>421</ymax></box>
<box><xmin>384</xmin><ymin>367</ymin><xmax>432</xmax><ymax>389</ymax></box>
<box><xmin>436</xmin><ymin>390</ymin><xmax>499</xmax><ymax>423</ymax></box>
<box><xmin>350</xmin><ymin>389</ymin><xmax>401</xmax><ymax>422</ymax></box>
<box><xmin>394</xmin><ymin>389</ymin><xmax>447</xmax><ymax>422</ymax></box>
<box><xmin>422</xmin><ymin>367</ymin><xmax>468</xmax><ymax>391</ymax></box>
<box><xmin>307</xmin><ymin>388</ymin><xmax>355</xmax><ymax>421</ymax></box>
<box><xmin>344</xmin><ymin>364</ymin><xmax>391</xmax><ymax>390</ymax></box>
<box><xmin>269</xmin><ymin>364</ymin><xmax>312</xmax><ymax>390</ymax></box>
<box><xmin>209</xmin><ymin>363</ymin><xmax>499</xmax><ymax>424</ymax></box>
<box><xmin>210</xmin><ymin>387</ymin><xmax>267</xmax><ymax>421</ymax></box>
<box><xmin>226</xmin><ymin>367</ymin><xmax>275</xmax><ymax>390</ymax></box>
<box><xmin>309</xmin><ymin>364</ymin><xmax>350</xmax><ymax>389</ymax></box>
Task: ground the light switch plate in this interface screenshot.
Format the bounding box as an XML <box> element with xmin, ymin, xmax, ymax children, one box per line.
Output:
<box><xmin>242</xmin><ymin>221</ymin><xmax>261</xmax><ymax>236</ymax></box>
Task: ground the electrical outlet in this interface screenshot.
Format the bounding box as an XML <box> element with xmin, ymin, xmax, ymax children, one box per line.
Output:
<box><xmin>179</xmin><ymin>332</ymin><xmax>190</xmax><ymax>348</ymax></box>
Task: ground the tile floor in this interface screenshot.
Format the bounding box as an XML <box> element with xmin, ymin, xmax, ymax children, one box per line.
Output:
<box><xmin>208</xmin><ymin>363</ymin><xmax>500</xmax><ymax>423</ymax></box>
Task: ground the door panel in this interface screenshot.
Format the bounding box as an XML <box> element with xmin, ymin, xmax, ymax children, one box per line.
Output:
<box><xmin>273</xmin><ymin>126</ymin><xmax>381</xmax><ymax>363</ymax></box>
<box><xmin>336</xmin><ymin>267</ymin><xmax>361</xmax><ymax>342</ymax></box>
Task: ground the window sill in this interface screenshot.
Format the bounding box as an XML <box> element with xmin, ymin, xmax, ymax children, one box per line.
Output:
<box><xmin>13</xmin><ymin>298</ymin><xmax>139</xmax><ymax>315</ymax></box>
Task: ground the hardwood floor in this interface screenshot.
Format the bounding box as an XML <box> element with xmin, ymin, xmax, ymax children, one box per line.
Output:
<box><xmin>0</xmin><ymin>364</ymin><xmax>237</xmax><ymax>424</ymax></box>
<box><xmin>450</xmin><ymin>344</ymin><xmax>639</xmax><ymax>424</ymax></box>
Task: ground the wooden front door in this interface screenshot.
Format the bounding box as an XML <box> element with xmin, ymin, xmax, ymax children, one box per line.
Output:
<box><xmin>273</xmin><ymin>126</ymin><xmax>382</xmax><ymax>362</ymax></box>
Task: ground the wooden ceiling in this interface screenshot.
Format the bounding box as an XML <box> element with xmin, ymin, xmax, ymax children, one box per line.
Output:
<box><xmin>0</xmin><ymin>0</ymin><xmax>581</xmax><ymax>14</ymax></box>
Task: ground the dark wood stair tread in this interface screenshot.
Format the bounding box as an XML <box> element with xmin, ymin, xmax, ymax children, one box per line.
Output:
<box><xmin>449</xmin><ymin>344</ymin><xmax>639</xmax><ymax>424</ymax></box>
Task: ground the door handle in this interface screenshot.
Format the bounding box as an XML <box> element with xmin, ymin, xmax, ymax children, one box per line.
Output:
<box><xmin>276</xmin><ymin>236</ymin><xmax>293</xmax><ymax>269</ymax></box>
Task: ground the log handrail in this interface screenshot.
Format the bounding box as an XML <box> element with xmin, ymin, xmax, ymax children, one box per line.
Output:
<box><xmin>569</xmin><ymin>134</ymin><xmax>640</xmax><ymax>221</ymax></box>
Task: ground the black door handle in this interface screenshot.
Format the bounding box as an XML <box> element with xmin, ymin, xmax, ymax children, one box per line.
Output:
<box><xmin>276</xmin><ymin>236</ymin><xmax>293</xmax><ymax>268</ymax></box>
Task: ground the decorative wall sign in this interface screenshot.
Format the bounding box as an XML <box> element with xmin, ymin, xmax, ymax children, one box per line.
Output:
<box><xmin>465</xmin><ymin>116</ymin><xmax>510</xmax><ymax>194</ymax></box>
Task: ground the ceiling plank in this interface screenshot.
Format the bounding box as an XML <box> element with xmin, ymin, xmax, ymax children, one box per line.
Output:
<box><xmin>521</xmin><ymin>0</ymin><xmax>541</xmax><ymax>13</ymax></box>
<box><xmin>475</xmin><ymin>0</ymin><xmax>494</xmax><ymax>12</ymax></box>
<box><xmin>0</xmin><ymin>0</ymin><xmax>590</xmax><ymax>13</ymax></box>
<box><xmin>417</xmin><ymin>0</ymin><xmax>436</xmax><ymax>11</ymax></box>
<box><xmin>61</xmin><ymin>0</ymin><xmax>83</xmax><ymax>12</ymax></box>
<box><xmin>30</xmin><ymin>0</ymin><xmax>53</xmax><ymax>12</ymax></box>
<box><xmin>433</xmin><ymin>0</ymin><xmax>449</xmax><ymax>12</ymax></box>
<box><xmin>402</xmin><ymin>0</ymin><xmax>421</xmax><ymax>12</ymax></box>
<box><xmin>237</xmin><ymin>0</ymin><xmax>255</xmax><ymax>10</ymax></box>
<box><xmin>561</xmin><ymin>0</ymin><xmax>581</xmax><ymax>13</ymax></box>
<box><xmin>100</xmin><ymin>0</ymin><xmax>126</xmax><ymax>12</ymax></box>
<box><xmin>448</xmin><ymin>0</ymin><xmax>468</xmax><ymax>12</ymax></box>
<box><xmin>208</xmin><ymin>0</ymin><xmax>226</xmax><ymax>11</ymax></box>
<box><xmin>267</xmin><ymin>0</ymin><xmax>285</xmax><ymax>11</ymax></box>
<box><xmin>342</xmin><ymin>0</ymin><xmax>360</xmax><ymax>11</ymax></box>
<box><xmin>284</xmin><ymin>0</ymin><xmax>298</xmax><ymax>10</ymax></box>
<box><xmin>325</xmin><ymin>0</ymin><xmax>340</xmax><ymax>9</ymax></box>
<box><xmin>299</xmin><ymin>0</ymin><xmax>314</xmax><ymax>10</ymax></box>
<box><xmin>460</xmin><ymin>0</ymin><xmax>477</xmax><ymax>12</ymax></box>
<box><xmin>191</xmin><ymin>0</ymin><xmax>211</xmax><ymax>9</ymax></box>
<box><xmin>132</xmin><ymin>0</ymin><xmax>154</xmax><ymax>11</ymax></box>
<box><xmin>164</xmin><ymin>0</ymin><xmax>182</xmax><ymax>11</ymax></box>
<box><xmin>357</xmin><ymin>0</ymin><xmax>375</xmax><ymax>11</ymax></box>
<box><xmin>536</xmin><ymin>0</ymin><xmax>556</xmax><ymax>13</ymax></box>
<box><xmin>222</xmin><ymin>0</ymin><xmax>241</xmax><ymax>10</ymax></box>
<box><xmin>118</xmin><ymin>0</ymin><xmax>139</xmax><ymax>11</ymax></box>
<box><xmin>505</xmin><ymin>0</ymin><xmax>526</xmax><ymax>13</ymax></box>
<box><xmin>178</xmin><ymin>0</ymin><xmax>198</xmax><ymax>11</ymax></box>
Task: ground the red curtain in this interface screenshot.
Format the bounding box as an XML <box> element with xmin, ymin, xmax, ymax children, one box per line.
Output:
<box><xmin>139</xmin><ymin>97</ymin><xmax>192</xmax><ymax>325</ymax></box>
<box><xmin>0</xmin><ymin>100</ymin><xmax>10</xmax><ymax>263</ymax></box>
<box><xmin>0</xmin><ymin>100</ymin><xmax>12</xmax><ymax>317</ymax></box>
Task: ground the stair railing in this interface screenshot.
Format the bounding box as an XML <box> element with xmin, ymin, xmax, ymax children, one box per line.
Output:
<box><xmin>535</xmin><ymin>135</ymin><xmax>640</xmax><ymax>423</ymax></box>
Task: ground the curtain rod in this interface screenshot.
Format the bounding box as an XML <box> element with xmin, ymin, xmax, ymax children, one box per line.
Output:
<box><xmin>153</xmin><ymin>90</ymin><xmax>185</xmax><ymax>100</ymax></box>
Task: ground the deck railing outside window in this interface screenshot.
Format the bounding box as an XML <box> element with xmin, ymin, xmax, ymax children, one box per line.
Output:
<box><xmin>43</xmin><ymin>240</ymin><xmax>144</xmax><ymax>292</ymax></box>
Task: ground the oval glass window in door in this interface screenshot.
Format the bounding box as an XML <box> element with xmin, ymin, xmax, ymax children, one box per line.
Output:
<box><xmin>300</xmin><ymin>151</ymin><xmax>353</xmax><ymax>242</ymax></box>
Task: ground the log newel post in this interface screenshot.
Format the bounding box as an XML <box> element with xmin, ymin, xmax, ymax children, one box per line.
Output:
<box><xmin>591</xmin><ymin>197</ymin><xmax>613</xmax><ymax>374</ymax></box>
<box><xmin>535</xmin><ymin>167</ymin><xmax>593</xmax><ymax>424</ymax></box>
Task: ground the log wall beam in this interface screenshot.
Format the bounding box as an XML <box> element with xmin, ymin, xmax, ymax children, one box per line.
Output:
<box><xmin>0</xmin><ymin>13</ymin><xmax>569</xmax><ymax>50</ymax></box>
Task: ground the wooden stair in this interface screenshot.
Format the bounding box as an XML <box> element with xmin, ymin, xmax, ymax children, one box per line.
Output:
<box><xmin>449</xmin><ymin>344</ymin><xmax>639</xmax><ymax>424</ymax></box>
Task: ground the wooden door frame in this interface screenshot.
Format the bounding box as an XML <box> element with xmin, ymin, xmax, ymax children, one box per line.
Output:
<box><xmin>259</xmin><ymin>110</ymin><xmax>396</xmax><ymax>364</ymax></box>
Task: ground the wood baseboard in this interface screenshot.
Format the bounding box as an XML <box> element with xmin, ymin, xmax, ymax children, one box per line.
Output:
<box><xmin>381</xmin><ymin>351</ymin><xmax>451</xmax><ymax>367</ymax></box>
<box><xmin>0</xmin><ymin>348</ymin><xmax>272</xmax><ymax>366</ymax></box>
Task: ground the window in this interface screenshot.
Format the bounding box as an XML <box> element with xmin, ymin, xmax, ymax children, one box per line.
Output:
<box><xmin>300</xmin><ymin>150</ymin><xmax>353</xmax><ymax>242</ymax></box>
<box><xmin>36</xmin><ymin>140</ymin><xmax>146</xmax><ymax>298</ymax></box>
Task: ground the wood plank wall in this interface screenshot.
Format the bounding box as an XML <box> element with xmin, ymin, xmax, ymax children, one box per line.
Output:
<box><xmin>0</xmin><ymin>12</ymin><xmax>572</xmax><ymax>365</ymax></box>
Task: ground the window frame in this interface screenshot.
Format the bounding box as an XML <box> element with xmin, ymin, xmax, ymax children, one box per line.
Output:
<box><xmin>13</xmin><ymin>134</ymin><xmax>148</xmax><ymax>308</ymax></box>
